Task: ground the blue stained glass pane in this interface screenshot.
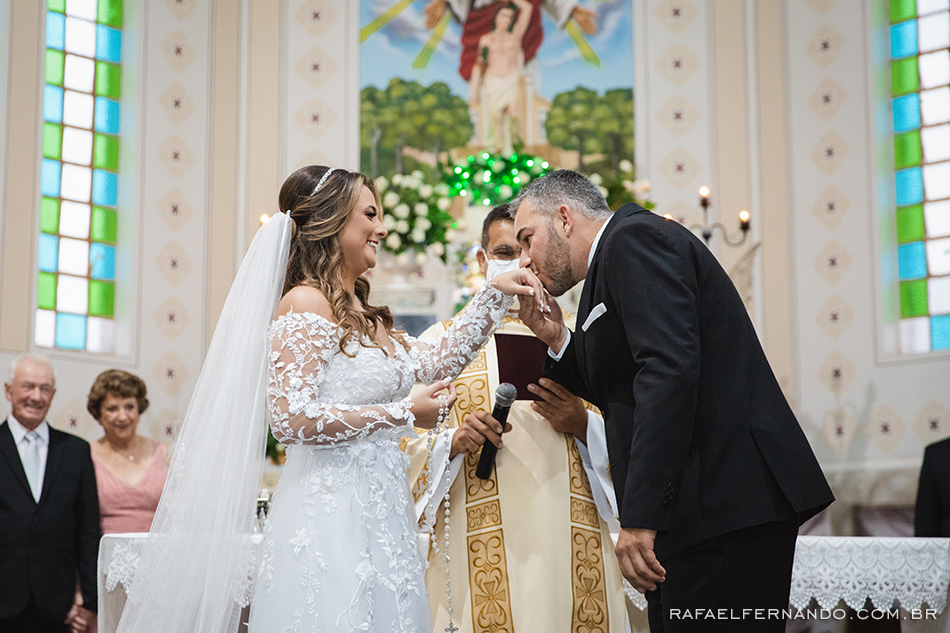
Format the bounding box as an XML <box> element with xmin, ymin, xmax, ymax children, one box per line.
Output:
<box><xmin>89</xmin><ymin>243</ymin><xmax>116</xmax><ymax>280</ymax></box>
<box><xmin>898</xmin><ymin>242</ymin><xmax>928</xmax><ymax>279</ymax></box>
<box><xmin>46</xmin><ymin>12</ymin><xmax>65</xmax><ymax>50</ymax></box>
<box><xmin>896</xmin><ymin>166</ymin><xmax>924</xmax><ymax>205</ymax></box>
<box><xmin>41</xmin><ymin>159</ymin><xmax>62</xmax><ymax>197</ymax></box>
<box><xmin>43</xmin><ymin>85</ymin><xmax>63</xmax><ymax>123</ymax></box>
<box><xmin>893</xmin><ymin>94</ymin><xmax>921</xmax><ymax>132</ymax></box>
<box><xmin>38</xmin><ymin>234</ymin><xmax>59</xmax><ymax>272</ymax></box>
<box><xmin>932</xmin><ymin>315</ymin><xmax>950</xmax><ymax>351</ymax></box>
<box><xmin>55</xmin><ymin>313</ymin><xmax>86</xmax><ymax>350</ymax></box>
<box><xmin>890</xmin><ymin>20</ymin><xmax>918</xmax><ymax>58</ymax></box>
<box><xmin>94</xmin><ymin>97</ymin><xmax>119</xmax><ymax>134</ymax></box>
<box><xmin>92</xmin><ymin>171</ymin><xmax>117</xmax><ymax>206</ymax></box>
<box><xmin>96</xmin><ymin>25</ymin><xmax>122</xmax><ymax>64</ymax></box>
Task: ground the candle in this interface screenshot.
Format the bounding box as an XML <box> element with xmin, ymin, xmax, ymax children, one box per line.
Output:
<box><xmin>260</xmin><ymin>213</ymin><xmax>271</xmax><ymax>225</ymax></box>
<box><xmin>739</xmin><ymin>209</ymin><xmax>751</xmax><ymax>232</ymax></box>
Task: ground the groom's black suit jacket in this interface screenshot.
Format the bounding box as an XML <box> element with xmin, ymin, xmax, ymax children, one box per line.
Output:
<box><xmin>0</xmin><ymin>420</ymin><xmax>100</xmax><ymax>621</ymax></box>
<box><xmin>546</xmin><ymin>204</ymin><xmax>834</xmax><ymax>559</ymax></box>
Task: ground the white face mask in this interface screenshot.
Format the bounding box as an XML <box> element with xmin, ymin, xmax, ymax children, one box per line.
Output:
<box><xmin>485</xmin><ymin>257</ymin><xmax>521</xmax><ymax>281</ymax></box>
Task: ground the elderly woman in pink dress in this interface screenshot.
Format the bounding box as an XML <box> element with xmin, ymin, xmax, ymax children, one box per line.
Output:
<box><xmin>86</xmin><ymin>370</ymin><xmax>168</xmax><ymax>535</ymax></box>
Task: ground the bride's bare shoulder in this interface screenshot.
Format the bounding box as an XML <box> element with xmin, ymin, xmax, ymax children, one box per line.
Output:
<box><xmin>274</xmin><ymin>285</ymin><xmax>336</xmax><ymax>322</ymax></box>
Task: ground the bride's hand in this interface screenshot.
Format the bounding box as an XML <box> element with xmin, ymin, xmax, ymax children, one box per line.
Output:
<box><xmin>410</xmin><ymin>380</ymin><xmax>458</xmax><ymax>429</ymax></box>
<box><xmin>489</xmin><ymin>268</ymin><xmax>549</xmax><ymax>313</ymax></box>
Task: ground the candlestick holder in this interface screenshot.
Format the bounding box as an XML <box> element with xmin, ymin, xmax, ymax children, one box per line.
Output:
<box><xmin>689</xmin><ymin>186</ymin><xmax>751</xmax><ymax>247</ymax></box>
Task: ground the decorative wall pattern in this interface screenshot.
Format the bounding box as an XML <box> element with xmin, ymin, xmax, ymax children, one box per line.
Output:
<box><xmin>786</xmin><ymin>0</ymin><xmax>950</xmax><ymax>509</ymax></box>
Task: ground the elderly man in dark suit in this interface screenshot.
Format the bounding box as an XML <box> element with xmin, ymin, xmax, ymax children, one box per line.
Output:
<box><xmin>1</xmin><ymin>355</ymin><xmax>99</xmax><ymax>633</ymax></box>
<box><xmin>510</xmin><ymin>170</ymin><xmax>834</xmax><ymax>633</ymax></box>
<box><xmin>915</xmin><ymin>436</ymin><xmax>950</xmax><ymax>537</ymax></box>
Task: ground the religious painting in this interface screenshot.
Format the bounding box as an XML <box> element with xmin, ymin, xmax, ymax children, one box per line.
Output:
<box><xmin>358</xmin><ymin>0</ymin><xmax>636</xmax><ymax>186</ymax></box>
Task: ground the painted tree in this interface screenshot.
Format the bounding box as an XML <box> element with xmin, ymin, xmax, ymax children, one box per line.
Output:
<box><xmin>594</xmin><ymin>89</ymin><xmax>634</xmax><ymax>172</ymax></box>
<box><xmin>544</xmin><ymin>86</ymin><xmax>601</xmax><ymax>171</ymax></box>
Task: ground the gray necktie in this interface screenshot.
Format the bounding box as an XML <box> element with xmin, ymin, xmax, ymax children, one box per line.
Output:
<box><xmin>22</xmin><ymin>431</ymin><xmax>42</xmax><ymax>502</ymax></box>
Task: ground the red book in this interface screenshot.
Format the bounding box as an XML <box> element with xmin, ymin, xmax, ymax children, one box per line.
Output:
<box><xmin>494</xmin><ymin>332</ymin><xmax>548</xmax><ymax>401</ymax></box>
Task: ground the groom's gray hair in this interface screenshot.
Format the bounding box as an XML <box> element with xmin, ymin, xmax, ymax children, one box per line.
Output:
<box><xmin>508</xmin><ymin>170</ymin><xmax>612</xmax><ymax>221</ymax></box>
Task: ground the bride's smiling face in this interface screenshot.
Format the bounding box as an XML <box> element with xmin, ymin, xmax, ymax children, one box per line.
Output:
<box><xmin>339</xmin><ymin>185</ymin><xmax>387</xmax><ymax>276</ymax></box>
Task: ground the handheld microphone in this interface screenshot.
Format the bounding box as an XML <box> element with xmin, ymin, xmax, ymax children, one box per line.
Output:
<box><xmin>475</xmin><ymin>382</ymin><xmax>518</xmax><ymax>480</ymax></box>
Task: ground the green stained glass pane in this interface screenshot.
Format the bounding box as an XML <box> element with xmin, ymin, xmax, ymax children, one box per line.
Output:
<box><xmin>889</xmin><ymin>0</ymin><xmax>916</xmax><ymax>24</ymax></box>
<box><xmin>42</xmin><ymin>123</ymin><xmax>62</xmax><ymax>160</ymax></box>
<box><xmin>93</xmin><ymin>134</ymin><xmax>119</xmax><ymax>171</ymax></box>
<box><xmin>894</xmin><ymin>129</ymin><xmax>922</xmax><ymax>169</ymax></box>
<box><xmin>98</xmin><ymin>0</ymin><xmax>123</xmax><ymax>29</ymax></box>
<box><xmin>48</xmin><ymin>0</ymin><xmax>66</xmax><ymax>12</ymax></box>
<box><xmin>88</xmin><ymin>280</ymin><xmax>115</xmax><ymax>317</ymax></box>
<box><xmin>41</xmin><ymin>198</ymin><xmax>60</xmax><ymax>234</ymax></box>
<box><xmin>90</xmin><ymin>206</ymin><xmax>117</xmax><ymax>243</ymax></box>
<box><xmin>95</xmin><ymin>62</ymin><xmax>121</xmax><ymax>99</ymax></box>
<box><xmin>891</xmin><ymin>57</ymin><xmax>920</xmax><ymax>96</ymax></box>
<box><xmin>45</xmin><ymin>49</ymin><xmax>64</xmax><ymax>86</ymax></box>
<box><xmin>37</xmin><ymin>273</ymin><xmax>57</xmax><ymax>310</ymax></box>
<box><xmin>896</xmin><ymin>204</ymin><xmax>926</xmax><ymax>243</ymax></box>
<box><xmin>900</xmin><ymin>279</ymin><xmax>929</xmax><ymax>318</ymax></box>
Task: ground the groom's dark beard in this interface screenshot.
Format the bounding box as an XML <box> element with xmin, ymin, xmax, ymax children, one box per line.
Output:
<box><xmin>542</xmin><ymin>222</ymin><xmax>576</xmax><ymax>297</ymax></box>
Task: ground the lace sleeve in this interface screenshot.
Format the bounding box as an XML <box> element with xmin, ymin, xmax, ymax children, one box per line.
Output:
<box><xmin>267</xmin><ymin>312</ymin><xmax>414</xmax><ymax>445</ymax></box>
<box><xmin>409</xmin><ymin>282</ymin><xmax>514</xmax><ymax>384</ymax></box>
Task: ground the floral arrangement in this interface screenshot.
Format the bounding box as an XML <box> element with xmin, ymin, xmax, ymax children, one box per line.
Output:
<box><xmin>587</xmin><ymin>159</ymin><xmax>655</xmax><ymax>211</ymax></box>
<box><xmin>442</xmin><ymin>151</ymin><xmax>551</xmax><ymax>209</ymax></box>
<box><xmin>376</xmin><ymin>171</ymin><xmax>454</xmax><ymax>263</ymax></box>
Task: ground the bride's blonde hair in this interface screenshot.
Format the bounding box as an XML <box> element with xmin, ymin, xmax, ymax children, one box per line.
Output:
<box><xmin>280</xmin><ymin>165</ymin><xmax>406</xmax><ymax>356</ymax></box>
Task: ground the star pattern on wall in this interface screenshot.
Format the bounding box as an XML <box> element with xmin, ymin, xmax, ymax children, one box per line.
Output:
<box><xmin>818</xmin><ymin>350</ymin><xmax>856</xmax><ymax>394</ymax></box>
<box><xmin>155</xmin><ymin>241</ymin><xmax>193</xmax><ymax>285</ymax></box>
<box><xmin>810</xmin><ymin>78</ymin><xmax>846</xmax><ymax>121</ymax></box>
<box><xmin>914</xmin><ymin>401</ymin><xmax>950</xmax><ymax>439</ymax></box>
<box><xmin>868</xmin><ymin>403</ymin><xmax>906</xmax><ymax>453</ymax></box>
<box><xmin>157</xmin><ymin>188</ymin><xmax>192</xmax><ymax>231</ymax></box>
<box><xmin>159</xmin><ymin>136</ymin><xmax>195</xmax><ymax>177</ymax></box>
<box><xmin>294</xmin><ymin>48</ymin><xmax>337</xmax><ymax>89</ymax></box>
<box><xmin>822</xmin><ymin>408</ymin><xmax>857</xmax><ymax>456</ymax></box>
<box><xmin>163</xmin><ymin>31</ymin><xmax>195</xmax><ymax>71</ymax></box>
<box><xmin>659</xmin><ymin>148</ymin><xmax>701</xmax><ymax>189</ymax></box>
<box><xmin>295</xmin><ymin>2</ymin><xmax>337</xmax><ymax>37</ymax></box>
<box><xmin>658</xmin><ymin>95</ymin><xmax>700</xmax><ymax>137</ymax></box>
<box><xmin>656</xmin><ymin>44</ymin><xmax>699</xmax><ymax>85</ymax></box>
<box><xmin>654</xmin><ymin>0</ymin><xmax>697</xmax><ymax>33</ymax></box>
<box><xmin>153</xmin><ymin>351</ymin><xmax>189</xmax><ymax>396</ymax></box>
<box><xmin>161</xmin><ymin>82</ymin><xmax>194</xmax><ymax>125</ymax></box>
<box><xmin>812</xmin><ymin>185</ymin><xmax>850</xmax><ymax>230</ymax></box>
<box><xmin>151</xmin><ymin>409</ymin><xmax>182</xmax><ymax>442</ymax></box>
<box><xmin>815</xmin><ymin>294</ymin><xmax>853</xmax><ymax>339</ymax></box>
<box><xmin>810</xmin><ymin>131</ymin><xmax>849</xmax><ymax>174</ymax></box>
<box><xmin>53</xmin><ymin>399</ymin><xmax>97</xmax><ymax>437</ymax></box>
<box><xmin>155</xmin><ymin>296</ymin><xmax>189</xmax><ymax>340</ymax></box>
<box><xmin>808</xmin><ymin>25</ymin><xmax>844</xmax><ymax>68</ymax></box>
<box><xmin>813</xmin><ymin>239</ymin><xmax>853</xmax><ymax>284</ymax></box>
<box><xmin>165</xmin><ymin>0</ymin><xmax>195</xmax><ymax>19</ymax></box>
<box><xmin>294</xmin><ymin>99</ymin><xmax>338</xmax><ymax>138</ymax></box>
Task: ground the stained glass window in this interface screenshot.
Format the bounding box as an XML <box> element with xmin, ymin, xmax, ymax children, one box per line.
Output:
<box><xmin>37</xmin><ymin>0</ymin><xmax>122</xmax><ymax>353</ymax></box>
<box><xmin>891</xmin><ymin>0</ymin><xmax>950</xmax><ymax>354</ymax></box>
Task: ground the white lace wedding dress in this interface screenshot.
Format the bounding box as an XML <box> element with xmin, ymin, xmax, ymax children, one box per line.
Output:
<box><xmin>247</xmin><ymin>283</ymin><xmax>513</xmax><ymax>633</ymax></box>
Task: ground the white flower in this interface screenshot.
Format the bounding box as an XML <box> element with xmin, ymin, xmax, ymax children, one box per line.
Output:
<box><xmin>391</xmin><ymin>173</ymin><xmax>403</xmax><ymax>185</ymax></box>
<box><xmin>499</xmin><ymin>185</ymin><xmax>512</xmax><ymax>199</ymax></box>
<box><xmin>435</xmin><ymin>183</ymin><xmax>449</xmax><ymax>196</ymax></box>
<box><xmin>396</xmin><ymin>220</ymin><xmax>409</xmax><ymax>234</ymax></box>
<box><xmin>436</xmin><ymin>198</ymin><xmax>450</xmax><ymax>211</ymax></box>
<box><xmin>394</xmin><ymin>203</ymin><xmax>410</xmax><ymax>219</ymax></box>
<box><xmin>412</xmin><ymin>169</ymin><xmax>424</xmax><ymax>179</ymax></box>
<box><xmin>598</xmin><ymin>186</ymin><xmax>609</xmax><ymax>198</ymax></box>
<box><xmin>419</xmin><ymin>185</ymin><xmax>432</xmax><ymax>198</ymax></box>
<box><xmin>589</xmin><ymin>173</ymin><xmax>603</xmax><ymax>185</ymax></box>
<box><xmin>622</xmin><ymin>179</ymin><xmax>636</xmax><ymax>192</ymax></box>
<box><xmin>374</xmin><ymin>176</ymin><xmax>389</xmax><ymax>191</ymax></box>
<box><xmin>383</xmin><ymin>191</ymin><xmax>400</xmax><ymax>208</ymax></box>
<box><xmin>414</xmin><ymin>202</ymin><xmax>428</xmax><ymax>216</ymax></box>
<box><xmin>632</xmin><ymin>179</ymin><xmax>652</xmax><ymax>195</ymax></box>
<box><xmin>396</xmin><ymin>252</ymin><xmax>410</xmax><ymax>266</ymax></box>
<box><xmin>431</xmin><ymin>243</ymin><xmax>445</xmax><ymax>256</ymax></box>
<box><xmin>386</xmin><ymin>234</ymin><xmax>401</xmax><ymax>249</ymax></box>
<box><xmin>411</xmin><ymin>228</ymin><xmax>426</xmax><ymax>242</ymax></box>
<box><xmin>619</xmin><ymin>159</ymin><xmax>634</xmax><ymax>173</ymax></box>
<box><xmin>445</xmin><ymin>229</ymin><xmax>458</xmax><ymax>242</ymax></box>
<box><xmin>491</xmin><ymin>161</ymin><xmax>504</xmax><ymax>173</ymax></box>
<box><xmin>416</xmin><ymin>217</ymin><xmax>431</xmax><ymax>231</ymax></box>
<box><xmin>415</xmin><ymin>252</ymin><xmax>428</xmax><ymax>266</ymax></box>
<box><xmin>289</xmin><ymin>528</ymin><xmax>313</xmax><ymax>556</ymax></box>
<box><xmin>383</xmin><ymin>215</ymin><xmax>396</xmax><ymax>230</ymax></box>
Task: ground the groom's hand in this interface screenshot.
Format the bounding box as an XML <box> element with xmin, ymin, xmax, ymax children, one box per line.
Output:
<box><xmin>615</xmin><ymin>527</ymin><xmax>666</xmax><ymax>593</ymax></box>
<box><xmin>517</xmin><ymin>288</ymin><xmax>567</xmax><ymax>353</ymax></box>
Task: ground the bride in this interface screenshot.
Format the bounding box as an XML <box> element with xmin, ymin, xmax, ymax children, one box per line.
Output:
<box><xmin>114</xmin><ymin>165</ymin><xmax>544</xmax><ymax>633</ymax></box>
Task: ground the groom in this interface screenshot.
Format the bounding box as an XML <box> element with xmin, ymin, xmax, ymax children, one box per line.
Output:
<box><xmin>509</xmin><ymin>170</ymin><xmax>833</xmax><ymax>632</ymax></box>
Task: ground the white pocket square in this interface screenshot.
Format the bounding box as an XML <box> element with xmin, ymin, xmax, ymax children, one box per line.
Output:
<box><xmin>582</xmin><ymin>303</ymin><xmax>607</xmax><ymax>332</ymax></box>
